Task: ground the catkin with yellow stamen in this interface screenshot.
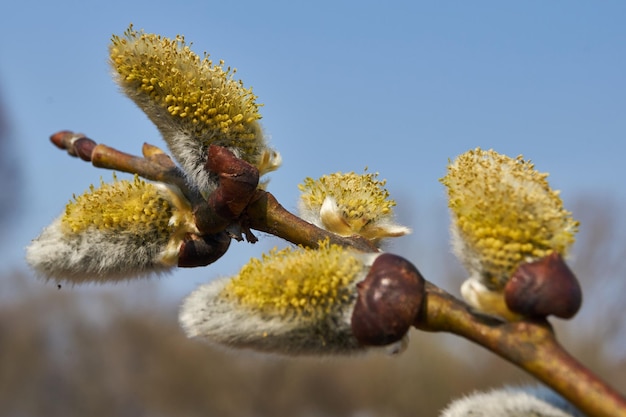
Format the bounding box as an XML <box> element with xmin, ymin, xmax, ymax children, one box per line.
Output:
<box><xmin>440</xmin><ymin>148</ymin><xmax>579</xmax><ymax>319</ymax></box>
<box><xmin>26</xmin><ymin>175</ymin><xmax>197</xmax><ymax>282</ymax></box>
<box><xmin>109</xmin><ymin>25</ymin><xmax>280</xmax><ymax>195</ymax></box>
<box><xmin>298</xmin><ymin>171</ymin><xmax>410</xmax><ymax>245</ymax></box>
<box><xmin>179</xmin><ymin>242</ymin><xmax>383</xmax><ymax>355</ymax></box>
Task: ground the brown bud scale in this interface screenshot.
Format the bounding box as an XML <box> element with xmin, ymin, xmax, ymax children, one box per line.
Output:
<box><xmin>206</xmin><ymin>145</ymin><xmax>259</xmax><ymax>219</ymax></box>
<box><xmin>178</xmin><ymin>232</ymin><xmax>231</xmax><ymax>268</ymax></box>
<box><xmin>351</xmin><ymin>253</ymin><xmax>425</xmax><ymax>346</ymax></box>
<box><xmin>504</xmin><ymin>252</ymin><xmax>582</xmax><ymax>319</ymax></box>
<box><xmin>73</xmin><ymin>137</ymin><xmax>97</xmax><ymax>161</ymax></box>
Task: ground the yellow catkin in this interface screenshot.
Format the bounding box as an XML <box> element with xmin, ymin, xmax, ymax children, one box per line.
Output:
<box><xmin>221</xmin><ymin>242</ymin><xmax>364</xmax><ymax>320</ymax></box>
<box><xmin>62</xmin><ymin>175</ymin><xmax>173</xmax><ymax>237</ymax></box>
<box><xmin>299</xmin><ymin>171</ymin><xmax>396</xmax><ymax>232</ymax></box>
<box><xmin>441</xmin><ymin>148</ymin><xmax>579</xmax><ymax>288</ymax></box>
<box><xmin>109</xmin><ymin>24</ymin><xmax>264</xmax><ymax>163</ymax></box>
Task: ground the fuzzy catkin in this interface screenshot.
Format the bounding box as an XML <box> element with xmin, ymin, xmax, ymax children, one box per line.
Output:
<box><xmin>109</xmin><ymin>25</ymin><xmax>279</xmax><ymax>196</ymax></box>
<box><xmin>180</xmin><ymin>243</ymin><xmax>379</xmax><ymax>355</ymax></box>
<box><xmin>298</xmin><ymin>171</ymin><xmax>410</xmax><ymax>244</ymax></box>
<box><xmin>26</xmin><ymin>176</ymin><xmax>197</xmax><ymax>283</ymax></box>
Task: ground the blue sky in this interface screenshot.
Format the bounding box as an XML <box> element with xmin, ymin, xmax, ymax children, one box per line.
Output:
<box><xmin>0</xmin><ymin>1</ymin><xmax>625</xmax><ymax>299</ymax></box>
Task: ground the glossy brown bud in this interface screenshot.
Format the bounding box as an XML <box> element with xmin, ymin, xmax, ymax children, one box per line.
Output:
<box><xmin>206</xmin><ymin>145</ymin><xmax>259</xmax><ymax>219</ymax></box>
<box><xmin>49</xmin><ymin>130</ymin><xmax>98</xmax><ymax>161</ymax></box>
<box><xmin>73</xmin><ymin>137</ymin><xmax>97</xmax><ymax>161</ymax></box>
<box><xmin>504</xmin><ymin>252</ymin><xmax>582</xmax><ymax>319</ymax></box>
<box><xmin>177</xmin><ymin>232</ymin><xmax>231</xmax><ymax>268</ymax></box>
<box><xmin>351</xmin><ymin>253</ymin><xmax>425</xmax><ymax>346</ymax></box>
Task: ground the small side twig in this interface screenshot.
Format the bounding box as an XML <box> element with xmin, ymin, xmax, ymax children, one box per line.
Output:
<box><xmin>244</xmin><ymin>189</ymin><xmax>379</xmax><ymax>253</ymax></box>
<box><xmin>50</xmin><ymin>131</ymin><xmax>198</xmax><ymax>204</ymax></box>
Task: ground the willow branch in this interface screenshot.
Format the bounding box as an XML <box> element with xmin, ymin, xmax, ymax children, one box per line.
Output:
<box><xmin>414</xmin><ymin>283</ymin><xmax>626</xmax><ymax>417</ymax></box>
<box><xmin>245</xmin><ymin>189</ymin><xmax>626</xmax><ymax>415</ymax></box>
<box><xmin>49</xmin><ymin>131</ymin><xmax>626</xmax><ymax>417</ymax></box>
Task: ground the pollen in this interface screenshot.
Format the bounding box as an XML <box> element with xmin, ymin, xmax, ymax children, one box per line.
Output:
<box><xmin>61</xmin><ymin>174</ymin><xmax>174</xmax><ymax>238</ymax></box>
<box><xmin>441</xmin><ymin>148</ymin><xmax>579</xmax><ymax>288</ymax></box>
<box><xmin>221</xmin><ymin>242</ymin><xmax>365</xmax><ymax>320</ymax></box>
